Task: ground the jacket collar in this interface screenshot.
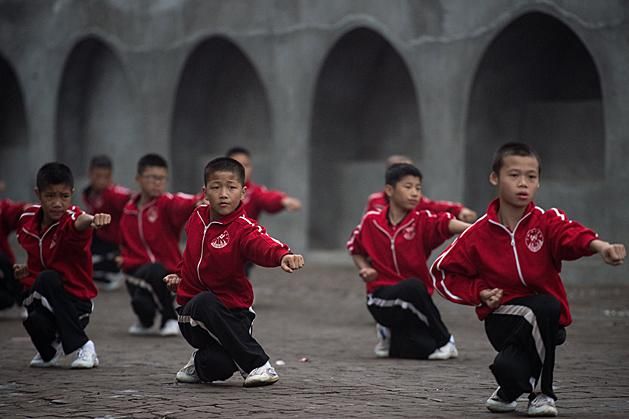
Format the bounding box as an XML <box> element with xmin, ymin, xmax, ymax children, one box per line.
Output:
<box><xmin>486</xmin><ymin>198</ymin><xmax>536</xmax><ymax>224</ymax></box>
<box><xmin>201</xmin><ymin>202</ymin><xmax>246</xmax><ymax>225</ymax></box>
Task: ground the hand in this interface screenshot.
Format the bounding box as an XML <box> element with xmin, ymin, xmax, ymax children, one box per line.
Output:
<box><xmin>280</xmin><ymin>254</ymin><xmax>304</xmax><ymax>273</ymax></box>
<box><xmin>163</xmin><ymin>274</ymin><xmax>182</xmax><ymax>292</ymax></box>
<box><xmin>600</xmin><ymin>243</ymin><xmax>626</xmax><ymax>266</ymax></box>
<box><xmin>480</xmin><ymin>288</ymin><xmax>503</xmax><ymax>309</ymax></box>
<box><xmin>115</xmin><ymin>255</ymin><xmax>123</xmax><ymax>268</ymax></box>
<box><xmin>13</xmin><ymin>264</ymin><xmax>28</xmax><ymax>280</ymax></box>
<box><xmin>457</xmin><ymin>207</ymin><xmax>477</xmax><ymax>223</ymax></box>
<box><xmin>281</xmin><ymin>197</ymin><xmax>302</xmax><ymax>212</ymax></box>
<box><xmin>358</xmin><ymin>267</ymin><xmax>378</xmax><ymax>283</ymax></box>
<box><xmin>91</xmin><ymin>213</ymin><xmax>112</xmax><ymax>229</ymax></box>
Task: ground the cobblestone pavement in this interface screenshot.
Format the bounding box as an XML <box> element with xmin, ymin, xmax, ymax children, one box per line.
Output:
<box><xmin>1</xmin><ymin>262</ymin><xmax>628</xmax><ymax>418</ymax></box>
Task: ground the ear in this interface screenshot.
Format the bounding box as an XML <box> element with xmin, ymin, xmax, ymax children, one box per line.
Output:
<box><xmin>489</xmin><ymin>172</ymin><xmax>498</xmax><ymax>186</ymax></box>
<box><xmin>241</xmin><ymin>185</ymin><xmax>247</xmax><ymax>201</ymax></box>
<box><xmin>34</xmin><ymin>187</ymin><xmax>40</xmax><ymax>200</ymax></box>
<box><xmin>384</xmin><ymin>184</ymin><xmax>394</xmax><ymax>198</ymax></box>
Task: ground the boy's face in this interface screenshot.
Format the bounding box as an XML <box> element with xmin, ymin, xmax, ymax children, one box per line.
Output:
<box><xmin>36</xmin><ymin>184</ymin><xmax>73</xmax><ymax>223</ymax></box>
<box><xmin>229</xmin><ymin>153</ymin><xmax>252</xmax><ymax>184</ymax></box>
<box><xmin>490</xmin><ymin>155</ymin><xmax>540</xmax><ymax>209</ymax></box>
<box><xmin>385</xmin><ymin>175</ymin><xmax>422</xmax><ymax>212</ymax></box>
<box><xmin>204</xmin><ymin>170</ymin><xmax>245</xmax><ymax>218</ymax></box>
<box><xmin>88</xmin><ymin>167</ymin><xmax>112</xmax><ymax>192</ymax></box>
<box><xmin>136</xmin><ymin>166</ymin><xmax>168</xmax><ymax>198</ymax></box>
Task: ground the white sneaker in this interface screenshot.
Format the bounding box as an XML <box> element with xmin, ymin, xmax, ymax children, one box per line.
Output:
<box><xmin>486</xmin><ymin>387</ymin><xmax>517</xmax><ymax>412</ymax></box>
<box><xmin>243</xmin><ymin>361</ymin><xmax>279</xmax><ymax>387</ymax></box>
<box><xmin>30</xmin><ymin>341</ymin><xmax>63</xmax><ymax>368</ymax></box>
<box><xmin>159</xmin><ymin>319</ymin><xmax>180</xmax><ymax>337</ymax></box>
<box><xmin>176</xmin><ymin>351</ymin><xmax>200</xmax><ymax>383</ymax></box>
<box><xmin>0</xmin><ymin>305</ymin><xmax>28</xmax><ymax>320</ymax></box>
<box><xmin>128</xmin><ymin>322</ymin><xmax>156</xmax><ymax>335</ymax></box>
<box><xmin>528</xmin><ymin>393</ymin><xmax>558</xmax><ymax>417</ymax></box>
<box><xmin>71</xmin><ymin>340</ymin><xmax>99</xmax><ymax>369</ymax></box>
<box><xmin>99</xmin><ymin>272</ymin><xmax>124</xmax><ymax>291</ymax></box>
<box><xmin>374</xmin><ymin>324</ymin><xmax>390</xmax><ymax>358</ymax></box>
<box><xmin>428</xmin><ymin>336</ymin><xmax>458</xmax><ymax>360</ymax></box>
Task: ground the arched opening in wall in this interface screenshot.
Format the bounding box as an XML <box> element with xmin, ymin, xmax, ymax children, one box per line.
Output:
<box><xmin>56</xmin><ymin>37</ymin><xmax>138</xmax><ymax>190</ymax></box>
<box><xmin>465</xmin><ymin>12</ymin><xmax>604</xmax><ymax>212</ymax></box>
<box><xmin>171</xmin><ymin>37</ymin><xmax>271</xmax><ymax>193</ymax></box>
<box><xmin>309</xmin><ymin>28</ymin><xmax>422</xmax><ymax>249</ymax></box>
<box><xmin>0</xmin><ymin>56</ymin><xmax>29</xmax><ymax>200</ymax></box>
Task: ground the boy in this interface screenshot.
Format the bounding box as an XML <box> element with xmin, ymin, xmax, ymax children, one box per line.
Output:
<box><xmin>14</xmin><ymin>162</ymin><xmax>111</xmax><ymax>369</ymax></box>
<box><xmin>82</xmin><ymin>155</ymin><xmax>131</xmax><ymax>291</ymax></box>
<box><xmin>365</xmin><ymin>155</ymin><xmax>478</xmax><ymax>223</ymax></box>
<box><xmin>163</xmin><ymin>157</ymin><xmax>304</xmax><ymax>387</ymax></box>
<box><xmin>0</xmin><ymin>180</ymin><xmax>27</xmax><ymax>317</ymax></box>
<box><xmin>226</xmin><ymin>147</ymin><xmax>302</xmax><ymax>222</ymax></box>
<box><xmin>347</xmin><ymin>163</ymin><xmax>470</xmax><ymax>360</ymax></box>
<box><xmin>430</xmin><ymin>143</ymin><xmax>625</xmax><ymax>417</ymax></box>
<box><xmin>120</xmin><ymin>153</ymin><xmax>203</xmax><ymax>336</ymax></box>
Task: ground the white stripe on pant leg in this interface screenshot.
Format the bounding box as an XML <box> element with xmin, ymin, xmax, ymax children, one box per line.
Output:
<box><xmin>125</xmin><ymin>274</ymin><xmax>164</xmax><ymax>310</ymax></box>
<box><xmin>178</xmin><ymin>314</ymin><xmax>247</xmax><ymax>374</ymax></box>
<box><xmin>23</xmin><ymin>291</ymin><xmax>54</xmax><ymax>314</ymax></box>
<box><xmin>366</xmin><ymin>294</ymin><xmax>429</xmax><ymax>326</ymax></box>
<box><xmin>493</xmin><ymin>304</ymin><xmax>546</xmax><ymax>393</ymax></box>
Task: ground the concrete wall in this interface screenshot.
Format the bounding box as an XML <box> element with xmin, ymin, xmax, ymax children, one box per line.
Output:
<box><xmin>1</xmin><ymin>0</ymin><xmax>627</xmax><ymax>281</ymax></box>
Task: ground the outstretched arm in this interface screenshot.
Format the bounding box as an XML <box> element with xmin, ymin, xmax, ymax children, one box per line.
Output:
<box><xmin>590</xmin><ymin>239</ymin><xmax>626</xmax><ymax>266</ymax></box>
<box><xmin>448</xmin><ymin>219</ymin><xmax>471</xmax><ymax>235</ymax></box>
<box><xmin>75</xmin><ymin>213</ymin><xmax>111</xmax><ymax>232</ymax></box>
<box><xmin>280</xmin><ymin>254</ymin><xmax>305</xmax><ymax>273</ymax></box>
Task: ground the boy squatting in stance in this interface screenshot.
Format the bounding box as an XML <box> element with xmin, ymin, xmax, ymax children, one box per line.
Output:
<box><xmin>164</xmin><ymin>157</ymin><xmax>304</xmax><ymax>387</ymax></box>
<box><xmin>347</xmin><ymin>163</ymin><xmax>470</xmax><ymax>360</ymax></box>
<box><xmin>430</xmin><ymin>143</ymin><xmax>625</xmax><ymax>417</ymax></box>
<box><xmin>14</xmin><ymin>162</ymin><xmax>111</xmax><ymax>369</ymax></box>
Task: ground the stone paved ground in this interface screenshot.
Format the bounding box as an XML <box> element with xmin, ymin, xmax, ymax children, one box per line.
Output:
<box><xmin>1</xmin><ymin>261</ymin><xmax>628</xmax><ymax>418</ymax></box>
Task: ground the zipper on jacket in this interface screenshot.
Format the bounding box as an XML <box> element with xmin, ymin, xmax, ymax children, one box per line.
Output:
<box><xmin>138</xmin><ymin>206</ymin><xmax>156</xmax><ymax>263</ymax></box>
<box><xmin>373</xmin><ymin>218</ymin><xmax>415</xmax><ymax>276</ymax></box>
<box><xmin>488</xmin><ymin>213</ymin><xmax>532</xmax><ymax>287</ymax></box>
<box><xmin>21</xmin><ymin>222</ymin><xmax>59</xmax><ymax>269</ymax></box>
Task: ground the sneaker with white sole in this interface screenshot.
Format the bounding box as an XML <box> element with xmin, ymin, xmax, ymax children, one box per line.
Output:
<box><xmin>159</xmin><ymin>319</ymin><xmax>180</xmax><ymax>337</ymax></box>
<box><xmin>71</xmin><ymin>340</ymin><xmax>99</xmax><ymax>369</ymax></box>
<box><xmin>176</xmin><ymin>351</ymin><xmax>201</xmax><ymax>383</ymax></box>
<box><xmin>374</xmin><ymin>324</ymin><xmax>390</xmax><ymax>358</ymax></box>
<box><xmin>486</xmin><ymin>387</ymin><xmax>517</xmax><ymax>412</ymax></box>
<box><xmin>128</xmin><ymin>322</ymin><xmax>156</xmax><ymax>335</ymax></box>
<box><xmin>30</xmin><ymin>340</ymin><xmax>63</xmax><ymax>368</ymax></box>
<box><xmin>428</xmin><ymin>336</ymin><xmax>458</xmax><ymax>360</ymax></box>
<box><xmin>528</xmin><ymin>393</ymin><xmax>558</xmax><ymax>417</ymax></box>
<box><xmin>243</xmin><ymin>361</ymin><xmax>279</xmax><ymax>387</ymax></box>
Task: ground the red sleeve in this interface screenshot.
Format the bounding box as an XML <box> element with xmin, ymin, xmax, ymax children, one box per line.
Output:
<box><xmin>1</xmin><ymin>200</ymin><xmax>25</xmax><ymax>232</ymax></box>
<box><xmin>420</xmin><ymin>196</ymin><xmax>463</xmax><ymax>217</ymax></box>
<box><xmin>347</xmin><ymin>212</ymin><xmax>374</xmax><ymax>256</ymax></box>
<box><xmin>545</xmin><ymin>208</ymin><xmax>598</xmax><ymax>262</ymax></box>
<box><xmin>111</xmin><ymin>185</ymin><xmax>132</xmax><ymax>211</ymax></box>
<box><xmin>251</xmin><ymin>186</ymin><xmax>285</xmax><ymax>214</ymax></box>
<box><xmin>64</xmin><ymin>206</ymin><xmax>92</xmax><ymax>246</ymax></box>
<box><xmin>430</xmin><ymin>233</ymin><xmax>489</xmax><ymax>306</ymax></box>
<box><xmin>240</xmin><ymin>221</ymin><xmax>291</xmax><ymax>267</ymax></box>
<box><xmin>166</xmin><ymin>192</ymin><xmax>203</xmax><ymax>231</ymax></box>
<box><xmin>419</xmin><ymin>210</ymin><xmax>454</xmax><ymax>252</ymax></box>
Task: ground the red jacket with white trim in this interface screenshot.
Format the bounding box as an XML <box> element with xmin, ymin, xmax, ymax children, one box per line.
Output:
<box><xmin>176</xmin><ymin>203</ymin><xmax>291</xmax><ymax>309</ymax></box>
<box><xmin>365</xmin><ymin>191</ymin><xmax>464</xmax><ymax>217</ymax></box>
<box><xmin>82</xmin><ymin>184</ymin><xmax>131</xmax><ymax>244</ymax></box>
<box><xmin>120</xmin><ymin>192</ymin><xmax>201</xmax><ymax>273</ymax></box>
<box><xmin>16</xmin><ymin>205</ymin><xmax>97</xmax><ymax>300</ymax></box>
<box><xmin>1</xmin><ymin>199</ymin><xmax>25</xmax><ymax>264</ymax></box>
<box><xmin>242</xmin><ymin>181</ymin><xmax>286</xmax><ymax>221</ymax></box>
<box><xmin>430</xmin><ymin>199</ymin><xmax>598</xmax><ymax>326</ymax></box>
<box><xmin>347</xmin><ymin>206</ymin><xmax>454</xmax><ymax>295</ymax></box>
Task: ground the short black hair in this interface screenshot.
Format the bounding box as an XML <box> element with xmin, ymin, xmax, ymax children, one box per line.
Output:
<box><xmin>226</xmin><ymin>146</ymin><xmax>251</xmax><ymax>158</ymax></box>
<box><xmin>36</xmin><ymin>162</ymin><xmax>74</xmax><ymax>190</ymax></box>
<box><xmin>137</xmin><ymin>153</ymin><xmax>168</xmax><ymax>175</ymax></box>
<box><xmin>385</xmin><ymin>163</ymin><xmax>422</xmax><ymax>186</ymax></box>
<box><xmin>204</xmin><ymin>157</ymin><xmax>245</xmax><ymax>186</ymax></box>
<box><xmin>89</xmin><ymin>155</ymin><xmax>112</xmax><ymax>170</ymax></box>
<box><xmin>491</xmin><ymin>142</ymin><xmax>542</xmax><ymax>176</ymax></box>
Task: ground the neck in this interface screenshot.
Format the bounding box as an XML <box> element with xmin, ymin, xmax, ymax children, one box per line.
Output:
<box><xmin>40</xmin><ymin>214</ymin><xmax>56</xmax><ymax>230</ymax></box>
<box><xmin>138</xmin><ymin>193</ymin><xmax>154</xmax><ymax>208</ymax></box>
<box><xmin>498</xmin><ymin>200</ymin><xmax>527</xmax><ymax>231</ymax></box>
<box><xmin>388</xmin><ymin>204</ymin><xmax>408</xmax><ymax>226</ymax></box>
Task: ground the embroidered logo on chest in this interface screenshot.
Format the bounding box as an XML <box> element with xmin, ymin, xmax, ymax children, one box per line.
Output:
<box><xmin>211</xmin><ymin>231</ymin><xmax>230</xmax><ymax>249</ymax></box>
<box><xmin>403</xmin><ymin>225</ymin><xmax>416</xmax><ymax>240</ymax></box>
<box><xmin>147</xmin><ymin>207</ymin><xmax>159</xmax><ymax>223</ymax></box>
<box><xmin>525</xmin><ymin>228</ymin><xmax>544</xmax><ymax>253</ymax></box>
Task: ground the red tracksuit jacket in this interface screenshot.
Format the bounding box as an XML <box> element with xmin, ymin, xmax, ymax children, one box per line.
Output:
<box><xmin>176</xmin><ymin>203</ymin><xmax>291</xmax><ymax>309</ymax></box>
<box><xmin>242</xmin><ymin>181</ymin><xmax>286</xmax><ymax>221</ymax></box>
<box><xmin>1</xmin><ymin>199</ymin><xmax>25</xmax><ymax>264</ymax></box>
<box><xmin>430</xmin><ymin>199</ymin><xmax>598</xmax><ymax>327</ymax></box>
<box><xmin>347</xmin><ymin>206</ymin><xmax>454</xmax><ymax>295</ymax></box>
<box><xmin>16</xmin><ymin>205</ymin><xmax>97</xmax><ymax>300</ymax></box>
<box><xmin>82</xmin><ymin>184</ymin><xmax>131</xmax><ymax>244</ymax></box>
<box><xmin>120</xmin><ymin>192</ymin><xmax>200</xmax><ymax>273</ymax></box>
<box><xmin>366</xmin><ymin>191</ymin><xmax>464</xmax><ymax>217</ymax></box>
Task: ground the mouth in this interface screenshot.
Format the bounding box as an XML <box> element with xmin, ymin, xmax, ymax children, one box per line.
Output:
<box><xmin>516</xmin><ymin>193</ymin><xmax>529</xmax><ymax>199</ymax></box>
